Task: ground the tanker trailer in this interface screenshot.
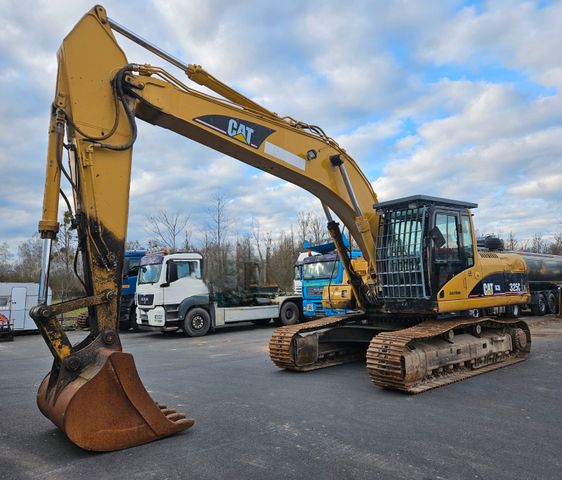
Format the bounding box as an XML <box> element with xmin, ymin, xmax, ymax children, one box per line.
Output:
<box><xmin>517</xmin><ymin>252</ymin><xmax>562</xmax><ymax>315</ymax></box>
<box><xmin>477</xmin><ymin>236</ymin><xmax>561</xmax><ymax>316</ymax></box>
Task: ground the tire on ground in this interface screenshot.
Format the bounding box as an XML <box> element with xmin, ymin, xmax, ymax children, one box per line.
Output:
<box><xmin>276</xmin><ymin>301</ymin><xmax>300</xmax><ymax>326</ymax></box>
<box><xmin>183</xmin><ymin>307</ymin><xmax>211</xmax><ymax>337</ymax></box>
<box><xmin>546</xmin><ymin>291</ymin><xmax>558</xmax><ymax>314</ymax></box>
<box><xmin>531</xmin><ymin>293</ymin><xmax>547</xmax><ymax>316</ymax></box>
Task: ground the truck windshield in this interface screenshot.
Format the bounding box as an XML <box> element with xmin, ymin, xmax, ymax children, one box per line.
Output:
<box><xmin>123</xmin><ymin>258</ymin><xmax>141</xmax><ymax>278</ymax></box>
<box><xmin>138</xmin><ymin>265</ymin><xmax>162</xmax><ymax>284</ymax></box>
<box><xmin>303</xmin><ymin>260</ymin><xmax>338</xmax><ymax>280</ymax></box>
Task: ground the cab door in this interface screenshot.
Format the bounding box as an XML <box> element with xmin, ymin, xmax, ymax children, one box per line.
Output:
<box><xmin>431</xmin><ymin>212</ymin><xmax>463</xmax><ymax>296</ymax></box>
<box><xmin>430</xmin><ymin>210</ymin><xmax>475</xmax><ymax>298</ymax></box>
<box><xmin>163</xmin><ymin>260</ymin><xmax>207</xmax><ymax>307</ymax></box>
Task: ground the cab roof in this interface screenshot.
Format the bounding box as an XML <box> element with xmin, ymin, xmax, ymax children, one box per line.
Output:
<box><xmin>374</xmin><ymin>195</ymin><xmax>478</xmax><ymax>211</ymax></box>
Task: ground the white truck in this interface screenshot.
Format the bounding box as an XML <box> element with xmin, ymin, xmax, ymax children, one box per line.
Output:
<box><xmin>0</xmin><ymin>282</ymin><xmax>52</xmax><ymax>337</ymax></box>
<box><xmin>135</xmin><ymin>251</ymin><xmax>302</xmax><ymax>336</ymax></box>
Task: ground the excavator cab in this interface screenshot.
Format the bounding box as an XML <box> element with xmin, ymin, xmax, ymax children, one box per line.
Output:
<box><xmin>374</xmin><ymin>195</ymin><xmax>478</xmax><ymax>312</ymax></box>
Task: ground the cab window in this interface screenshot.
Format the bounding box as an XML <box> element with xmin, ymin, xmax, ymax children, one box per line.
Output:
<box><xmin>434</xmin><ymin>214</ymin><xmax>460</xmax><ymax>262</ymax></box>
<box><xmin>432</xmin><ymin>213</ymin><xmax>462</xmax><ymax>293</ymax></box>
<box><xmin>460</xmin><ymin>215</ymin><xmax>474</xmax><ymax>267</ymax></box>
<box><xmin>168</xmin><ymin>260</ymin><xmax>201</xmax><ymax>282</ymax></box>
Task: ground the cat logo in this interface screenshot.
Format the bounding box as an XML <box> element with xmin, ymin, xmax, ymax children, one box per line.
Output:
<box><xmin>193</xmin><ymin>114</ymin><xmax>275</xmax><ymax>149</ymax></box>
<box><xmin>483</xmin><ymin>282</ymin><xmax>494</xmax><ymax>296</ymax></box>
<box><xmin>227</xmin><ymin>118</ymin><xmax>254</xmax><ymax>145</ymax></box>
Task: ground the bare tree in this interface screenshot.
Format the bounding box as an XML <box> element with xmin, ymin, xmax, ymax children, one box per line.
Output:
<box><xmin>296</xmin><ymin>211</ymin><xmax>312</xmax><ymax>247</ymax></box>
<box><xmin>145</xmin><ymin>209</ymin><xmax>190</xmax><ymax>252</ymax></box>
<box><xmin>126</xmin><ymin>240</ymin><xmax>143</xmax><ymax>250</ymax></box>
<box><xmin>0</xmin><ymin>242</ymin><xmax>12</xmax><ymax>280</ymax></box>
<box><xmin>51</xmin><ymin>211</ymin><xmax>77</xmax><ymax>300</ymax></box>
<box><xmin>506</xmin><ymin>231</ymin><xmax>518</xmax><ymax>251</ymax></box>
<box><xmin>147</xmin><ymin>238</ymin><xmax>161</xmax><ymax>249</ymax></box>
<box><xmin>548</xmin><ymin>232</ymin><xmax>562</xmax><ymax>255</ymax></box>
<box><xmin>17</xmin><ymin>236</ymin><xmax>43</xmax><ymax>279</ymax></box>
<box><xmin>309</xmin><ymin>213</ymin><xmax>329</xmax><ymax>245</ymax></box>
<box><xmin>208</xmin><ymin>194</ymin><xmax>229</xmax><ymax>248</ymax></box>
<box><xmin>251</xmin><ymin>219</ymin><xmax>262</xmax><ymax>258</ymax></box>
<box><xmin>268</xmin><ymin>231</ymin><xmax>298</xmax><ymax>290</ymax></box>
<box><xmin>203</xmin><ymin>194</ymin><xmax>232</xmax><ymax>290</ymax></box>
<box><xmin>235</xmin><ymin>234</ymin><xmax>253</xmax><ymax>288</ymax></box>
<box><xmin>182</xmin><ymin>229</ymin><xmax>193</xmax><ymax>251</ymax></box>
<box><xmin>530</xmin><ymin>233</ymin><xmax>545</xmax><ymax>253</ymax></box>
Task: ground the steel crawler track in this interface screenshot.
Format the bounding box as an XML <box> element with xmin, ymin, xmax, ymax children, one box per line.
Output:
<box><xmin>269</xmin><ymin>315</ymin><xmax>366</xmax><ymax>371</ymax></box>
<box><xmin>269</xmin><ymin>315</ymin><xmax>531</xmax><ymax>394</ymax></box>
<box><xmin>366</xmin><ymin>317</ymin><xmax>531</xmax><ymax>393</ymax></box>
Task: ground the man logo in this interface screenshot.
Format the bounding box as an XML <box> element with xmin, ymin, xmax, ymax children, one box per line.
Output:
<box><xmin>193</xmin><ymin>114</ymin><xmax>275</xmax><ymax>149</ymax></box>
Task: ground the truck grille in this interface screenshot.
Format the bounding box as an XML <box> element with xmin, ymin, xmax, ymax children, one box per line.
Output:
<box><xmin>306</xmin><ymin>286</ymin><xmax>324</xmax><ymax>297</ymax></box>
<box><xmin>137</xmin><ymin>294</ymin><xmax>154</xmax><ymax>306</ymax></box>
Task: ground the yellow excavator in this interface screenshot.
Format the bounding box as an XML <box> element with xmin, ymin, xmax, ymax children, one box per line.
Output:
<box><xmin>32</xmin><ymin>5</ymin><xmax>531</xmax><ymax>452</ymax></box>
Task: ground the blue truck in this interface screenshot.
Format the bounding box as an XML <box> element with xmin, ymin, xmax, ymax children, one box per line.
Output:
<box><xmin>301</xmin><ymin>240</ymin><xmax>362</xmax><ymax>318</ymax></box>
<box><xmin>119</xmin><ymin>249</ymin><xmax>145</xmax><ymax>330</ymax></box>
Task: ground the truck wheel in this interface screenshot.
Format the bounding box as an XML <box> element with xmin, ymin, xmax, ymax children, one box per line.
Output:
<box><xmin>531</xmin><ymin>293</ymin><xmax>547</xmax><ymax>316</ymax></box>
<box><xmin>130</xmin><ymin>307</ymin><xmax>140</xmax><ymax>331</ymax></box>
<box><xmin>277</xmin><ymin>301</ymin><xmax>300</xmax><ymax>326</ymax></box>
<box><xmin>183</xmin><ymin>308</ymin><xmax>211</xmax><ymax>337</ymax></box>
<box><xmin>546</xmin><ymin>292</ymin><xmax>558</xmax><ymax>314</ymax></box>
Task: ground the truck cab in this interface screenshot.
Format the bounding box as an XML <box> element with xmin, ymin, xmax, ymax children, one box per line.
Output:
<box><xmin>136</xmin><ymin>251</ymin><xmax>208</xmax><ymax>330</ymax></box>
<box><xmin>293</xmin><ymin>241</ymin><xmax>323</xmax><ymax>295</ymax></box>
<box><xmin>302</xmin><ymin>249</ymin><xmax>362</xmax><ymax>318</ymax></box>
<box><xmin>119</xmin><ymin>249</ymin><xmax>146</xmax><ymax>330</ymax></box>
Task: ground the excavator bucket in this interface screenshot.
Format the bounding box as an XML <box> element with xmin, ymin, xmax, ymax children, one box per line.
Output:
<box><xmin>36</xmin><ymin>332</ymin><xmax>194</xmax><ymax>452</ymax></box>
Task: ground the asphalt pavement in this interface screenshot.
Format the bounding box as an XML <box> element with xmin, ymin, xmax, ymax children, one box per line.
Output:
<box><xmin>1</xmin><ymin>316</ymin><xmax>561</xmax><ymax>480</ymax></box>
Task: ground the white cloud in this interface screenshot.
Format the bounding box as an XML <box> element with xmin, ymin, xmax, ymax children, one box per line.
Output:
<box><xmin>0</xmin><ymin>0</ymin><xmax>561</xmax><ymax>257</ymax></box>
<box><xmin>419</xmin><ymin>0</ymin><xmax>562</xmax><ymax>88</ymax></box>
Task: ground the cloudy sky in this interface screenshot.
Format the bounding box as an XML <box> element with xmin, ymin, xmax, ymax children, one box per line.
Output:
<box><xmin>0</xmin><ymin>0</ymin><xmax>560</xmax><ymax>253</ymax></box>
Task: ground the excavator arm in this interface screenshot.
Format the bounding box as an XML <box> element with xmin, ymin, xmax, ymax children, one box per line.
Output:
<box><xmin>32</xmin><ymin>5</ymin><xmax>379</xmax><ymax>451</ymax></box>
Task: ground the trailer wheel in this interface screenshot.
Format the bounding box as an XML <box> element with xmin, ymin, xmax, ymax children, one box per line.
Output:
<box><xmin>276</xmin><ymin>301</ymin><xmax>300</xmax><ymax>326</ymax></box>
<box><xmin>531</xmin><ymin>293</ymin><xmax>547</xmax><ymax>316</ymax></box>
<box><xmin>546</xmin><ymin>292</ymin><xmax>558</xmax><ymax>314</ymax></box>
<box><xmin>183</xmin><ymin>307</ymin><xmax>211</xmax><ymax>337</ymax></box>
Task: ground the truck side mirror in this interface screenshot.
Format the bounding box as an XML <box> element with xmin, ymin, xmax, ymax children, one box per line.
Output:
<box><xmin>160</xmin><ymin>282</ymin><xmax>170</xmax><ymax>288</ymax></box>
